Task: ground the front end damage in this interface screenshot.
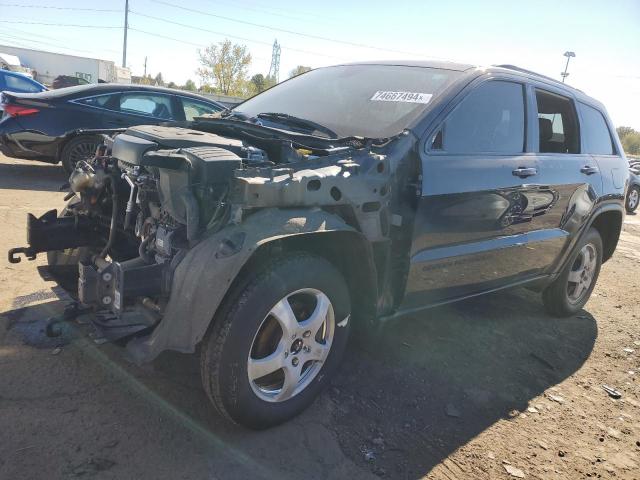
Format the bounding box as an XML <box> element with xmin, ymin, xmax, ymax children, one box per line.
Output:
<box><xmin>9</xmin><ymin>121</ymin><xmax>414</xmax><ymax>362</ymax></box>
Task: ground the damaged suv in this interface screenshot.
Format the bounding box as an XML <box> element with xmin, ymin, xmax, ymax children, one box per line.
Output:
<box><xmin>9</xmin><ymin>61</ymin><xmax>627</xmax><ymax>428</ymax></box>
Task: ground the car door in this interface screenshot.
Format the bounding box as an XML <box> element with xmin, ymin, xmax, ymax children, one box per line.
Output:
<box><xmin>102</xmin><ymin>91</ymin><xmax>177</xmax><ymax>128</ymax></box>
<box><xmin>402</xmin><ymin>79</ymin><xmax>555</xmax><ymax>309</ymax></box>
<box><xmin>526</xmin><ymin>85</ymin><xmax>603</xmax><ymax>271</ymax></box>
<box><xmin>179</xmin><ymin>96</ymin><xmax>224</xmax><ymax>121</ymax></box>
<box><xmin>577</xmin><ymin>101</ymin><xmax>625</xmax><ymax>199</ymax></box>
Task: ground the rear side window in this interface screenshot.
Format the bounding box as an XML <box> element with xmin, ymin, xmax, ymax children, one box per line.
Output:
<box><xmin>535</xmin><ymin>89</ymin><xmax>580</xmax><ymax>154</ymax></box>
<box><xmin>440</xmin><ymin>81</ymin><xmax>525</xmax><ymax>154</ymax></box>
<box><xmin>5</xmin><ymin>74</ymin><xmax>42</xmax><ymax>93</ymax></box>
<box><xmin>120</xmin><ymin>93</ymin><xmax>173</xmax><ymax>119</ymax></box>
<box><xmin>579</xmin><ymin>103</ymin><xmax>615</xmax><ymax>155</ymax></box>
<box><xmin>76</xmin><ymin>94</ymin><xmax>115</xmax><ymax>108</ymax></box>
<box><xmin>181</xmin><ymin>98</ymin><xmax>221</xmax><ymax>121</ymax></box>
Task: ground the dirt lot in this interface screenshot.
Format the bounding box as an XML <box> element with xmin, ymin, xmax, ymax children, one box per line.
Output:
<box><xmin>0</xmin><ymin>153</ymin><xmax>638</xmax><ymax>480</ymax></box>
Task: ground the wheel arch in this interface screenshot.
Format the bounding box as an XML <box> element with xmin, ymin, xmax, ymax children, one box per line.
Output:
<box><xmin>589</xmin><ymin>207</ymin><xmax>623</xmax><ymax>263</ymax></box>
<box><xmin>236</xmin><ymin>230</ymin><xmax>379</xmax><ymax>332</ymax></box>
<box><xmin>125</xmin><ymin>208</ymin><xmax>378</xmax><ymax>363</ymax></box>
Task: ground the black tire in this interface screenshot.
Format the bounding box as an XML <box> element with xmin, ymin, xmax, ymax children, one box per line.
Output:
<box><xmin>200</xmin><ymin>252</ymin><xmax>351</xmax><ymax>429</ymax></box>
<box><xmin>626</xmin><ymin>185</ymin><xmax>640</xmax><ymax>214</ymax></box>
<box><xmin>60</xmin><ymin>135</ymin><xmax>102</xmax><ymax>174</ymax></box>
<box><xmin>542</xmin><ymin>228</ymin><xmax>602</xmax><ymax>317</ymax></box>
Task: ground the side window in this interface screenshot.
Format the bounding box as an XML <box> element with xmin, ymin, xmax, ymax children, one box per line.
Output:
<box><xmin>534</xmin><ymin>89</ymin><xmax>580</xmax><ymax>154</ymax></box>
<box><xmin>579</xmin><ymin>103</ymin><xmax>615</xmax><ymax>155</ymax></box>
<box><xmin>182</xmin><ymin>98</ymin><xmax>221</xmax><ymax>121</ymax></box>
<box><xmin>119</xmin><ymin>93</ymin><xmax>173</xmax><ymax>119</ymax></box>
<box><xmin>76</xmin><ymin>95</ymin><xmax>115</xmax><ymax>108</ymax></box>
<box><xmin>5</xmin><ymin>75</ymin><xmax>42</xmax><ymax>93</ymax></box>
<box><xmin>437</xmin><ymin>81</ymin><xmax>525</xmax><ymax>154</ymax></box>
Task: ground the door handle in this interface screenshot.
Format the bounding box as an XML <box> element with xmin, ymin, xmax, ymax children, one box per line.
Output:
<box><xmin>512</xmin><ymin>167</ymin><xmax>538</xmax><ymax>178</ymax></box>
<box><xmin>580</xmin><ymin>165</ymin><xmax>599</xmax><ymax>175</ymax></box>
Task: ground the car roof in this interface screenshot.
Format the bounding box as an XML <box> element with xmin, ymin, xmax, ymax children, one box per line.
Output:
<box><xmin>16</xmin><ymin>82</ymin><xmax>224</xmax><ymax>106</ymax></box>
<box><xmin>328</xmin><ymin>61</ymin><xmax>605</xmax><ymax>109</ymax></box>
<box><xmin>336</xmin><ymin>59</ymin><xmax>475</xmax><ymax>72</ymax></box>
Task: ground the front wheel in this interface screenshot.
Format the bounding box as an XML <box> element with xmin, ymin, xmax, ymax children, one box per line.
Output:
<box><xmin>626</xmin><ymin>185</ymin><xmax>640</xmax><ymax>213</ymax></box>
<box><xmin>542</xmin><ymin>228</ymin><xmax>602</xmax><ymax>317</ymax></box>
<box><xmin>200</xmin><ymin>253</ymin><xmax>351</xmax><ymax>429</ymax></box>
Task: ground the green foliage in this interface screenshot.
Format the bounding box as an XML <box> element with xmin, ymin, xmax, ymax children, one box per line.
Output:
<box><xmin>197</xmin><ymin>39</ymin><xmax>252</xmax><ymax>96</ymax></box>
<box><xmin>167</xmin><ymin>81</ymin><xmax>177</xmax><ymax>89</ymax></box>
<box><xmin>248</xmin><ymin>73</ymin><xmax>277</xmax><ymax>96</ymax></box>
<box><xmin>183</xmin><ymin>79</ymin><xmax>197</xmax><ymax>91</ymax></box>
<box><xmin>154</xmin><ymin>72</ymin><xmax>164</xmax><ymax>86</ymax></box>
<box><xmin>617</xmin><ymin>126</ymin><xmax>640</xmax><ymax>155</ymax></box>
<box><xmin>289</xmin><ymin>65</ymin><xmax>311</xmax><ymax>78</ymax></box>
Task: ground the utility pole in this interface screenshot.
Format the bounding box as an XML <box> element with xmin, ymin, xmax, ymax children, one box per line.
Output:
<box><xmin>122</xmin><ymin>0</ymin><xmax>129</xmax><ymax>68</ymax></box>
<box><xmin>143</xmin><ymin>56</ymin><xmax>147</xmax><ymax>77</ymax></box>
<box><xmin>561</xmin><ymin>51</ymin><xmax>575</xmax><ymax>82</ymax></box>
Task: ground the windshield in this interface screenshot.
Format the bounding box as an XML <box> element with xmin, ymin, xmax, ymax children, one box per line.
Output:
<box><xmin>234</xmin><ymin>64</ymin><xmax>462</xmax><ymax>138</ymax></box>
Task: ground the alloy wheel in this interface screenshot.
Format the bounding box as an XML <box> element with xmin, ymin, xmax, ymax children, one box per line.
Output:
<box><xmin>628</xmin><ymin>189</ymin><xmax>639</xmax><ymax>210</ymax></box>
<box><xmin>247</xmin><ymin>288</ymin><xmax>335</xmax><ymax>403</ymax></box>
<box><xmin>566</xmin><ymin>243</ymin><xmax>597</xmax><ymax>303</ymax></box>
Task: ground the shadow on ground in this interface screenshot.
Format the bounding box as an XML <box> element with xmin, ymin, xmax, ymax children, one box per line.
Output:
<box><xmin>2</xmin><ymin>286</ymin><xmax>597</xmax><ymax>479</ymax></box>
<box><xmin>0</xmin><ymin>161</ymin><xmax>66</xmax><ymax>191</ymax></box>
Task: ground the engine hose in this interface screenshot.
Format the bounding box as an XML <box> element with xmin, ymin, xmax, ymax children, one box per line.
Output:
<box><xmin>99</xmin><ymin>175</ymin><xmax>119</xmax><ymax>259</ymax></box>
<box><xmin>138</xmin><ymin>235</ymin><xmax>155</xmax><ymax>264</ymax></box>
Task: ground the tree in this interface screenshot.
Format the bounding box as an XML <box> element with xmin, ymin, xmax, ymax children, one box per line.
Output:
<box><xmin>183</xmin><ymin>79</ymin><xmax>197</xmax><ymax>91</ymax></box>
<box><xmin>289</xmin><ymin>65</ymin><xmax>311</xmax><ymax>78</ymax></box>
<box><xmin>250</xmin><ymin>73</ymin><xmax>266</xmax><ymax>93</ymax></box>
<box><xmin>617</xmin><ymin>126</ymin><xmax>640</xmax><ymax>155</ymax></box>
<box><xmin>154</xmin><ymin>72</ymin><xmax>164</xmax><ymax>86</ymax></box>
<box><xmin>617</xmin><ymin>126</ymin><xmax>635</xmax><ymax>140</ymax></box>
<box><xmin>167</xmin><ymin>81</ymin><xmax>177</xmax><ymax>89</ymax></box>
<box><xmin>196</xmin><ymin>39</ymin><xmax>251</xmax><ymax>95</ymax></box>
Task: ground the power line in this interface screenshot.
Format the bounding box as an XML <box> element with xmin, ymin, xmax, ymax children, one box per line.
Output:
<box><xmin>129</xmin><ymin>27</ymin><xmax>269</xmax><ymax>62</ymax></box>
<box><xmin>128</xmin><ymin>11</ymin><xmax>350</xmax><ymax>60</ymax></box>
<box><xmin>0</xmin><ymin>25</ymin><xmax>121</xmax><ymax>54</ymax></box>
<box><xmin>0</xmin><ymin>31</ymin><xmax>106</xmax><ymax>55</ymax></box>
<box><xmin>0</xmin><ymin>20</ymin><xmax>121</xmax><ymax>28</ymax></box>
<box><xmin>150</xmin><ymin>0</ymin><xmax>435</xmax><ymax>59</ymax></box>
<box><xmin>0</xmin><ymin>3</ymin><xmax>120</xmax><ymax>12</ymax></box>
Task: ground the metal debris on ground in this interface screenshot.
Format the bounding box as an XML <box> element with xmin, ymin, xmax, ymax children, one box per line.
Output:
<box><xmin>601</xmin><ymin>385</ymin><xmax>622</xmax><ymax>399</ymax></box>
<box><xmin>51</xmin><ymin>347</ymin><xmax>62</xmax><ymax>355</ymax></box>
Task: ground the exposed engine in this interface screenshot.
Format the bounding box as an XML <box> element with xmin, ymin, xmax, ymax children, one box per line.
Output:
<box><xmin>10</xmin><ymin>123</ymin><xmax>394</xmax><ymax>341</ymax></box>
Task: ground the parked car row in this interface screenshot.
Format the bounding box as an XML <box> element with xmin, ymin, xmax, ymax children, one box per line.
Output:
<box><xmin>0</xmin><ymin>81</ymin><xmax>225</xmax><ymax>172</ymax></box>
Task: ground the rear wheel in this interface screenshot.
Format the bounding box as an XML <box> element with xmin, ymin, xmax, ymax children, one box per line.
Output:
<box><xmin>542</xmin><ymin>228</ymin><xmax>602</xmax><ymax>317</ymax></box>
<box><xmin>60</xmin><ymin>135</ymin><xmax>102</xmax><ymax>174</ymax></box>
<box><xmin>626</xmin><ymin>185</ymin><xmax>640</xmax><ymax>213</ymax></box>
<box><xmin>200</xmin><ymin>253</ymin><xmax>351</xmax><ymax>429</ymax></box>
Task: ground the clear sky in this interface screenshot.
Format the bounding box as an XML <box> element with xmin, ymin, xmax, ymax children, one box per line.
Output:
<box><xmin>1</xmin><ymin>0</ymin><xmax>638</xmax><ymax>128</ymax></box>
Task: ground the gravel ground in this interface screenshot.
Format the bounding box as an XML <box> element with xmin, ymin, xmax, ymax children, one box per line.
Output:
<box><xmin>0</xmin><ymin>154</ymin><xmax>638</xmax><ymax>479</ymax></box>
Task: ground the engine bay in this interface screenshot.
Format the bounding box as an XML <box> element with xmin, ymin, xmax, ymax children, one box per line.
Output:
<box><xmin>9</xmin><ymin>123</ymin><xmax>395</xmax><ymax>343</ymax></box>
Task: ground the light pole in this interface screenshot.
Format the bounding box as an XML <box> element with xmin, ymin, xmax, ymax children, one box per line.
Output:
<box><xmin>561</xmin><ymin>51</ymin><xmax>575</xmax><ymax>82</ymax></box>
<box><xmin>122</xmin><ymin>0</ymin><xmax>129</xmax><ymax>68</ymax></box>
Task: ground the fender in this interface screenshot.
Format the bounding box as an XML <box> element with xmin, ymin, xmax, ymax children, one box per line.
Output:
<box><xmin>551</xmin><ymin>199</ymin><xmax>624</xmax><ymax>277</ymax></box>
<box><xmin>126</xmin><ymin>208</ymin><xmax>365</xmax><ymax>363</ymax></box>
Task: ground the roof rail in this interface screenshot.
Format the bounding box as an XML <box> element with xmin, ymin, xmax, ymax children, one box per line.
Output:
<box><xmin>492</xmin><ymin>64</ymin><xmax>583</xmax><ymax>92</ymax></box>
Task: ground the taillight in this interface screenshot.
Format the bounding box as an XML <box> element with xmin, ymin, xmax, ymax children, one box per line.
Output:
<box><xmin>3</xmin><ymin>104</ymin><xmax>40</xmax><ymax>117</ymax></box>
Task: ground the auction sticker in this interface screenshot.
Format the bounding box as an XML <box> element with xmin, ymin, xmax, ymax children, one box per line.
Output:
<box><xmin>370</xmin><ymin>91</ymin><xmax>433</xmax><ymax>103</ymax></box>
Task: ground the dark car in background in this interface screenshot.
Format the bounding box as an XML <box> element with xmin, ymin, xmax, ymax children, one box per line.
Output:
<box><xmin>0</xmin><ymin>84</ymin><xmax>225</xmax><ymax>172</ymax></box>
<box><xmin>0</xmin><ymin>69</ymin><xmax>47</xmax><ymax>94</ymax></box>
